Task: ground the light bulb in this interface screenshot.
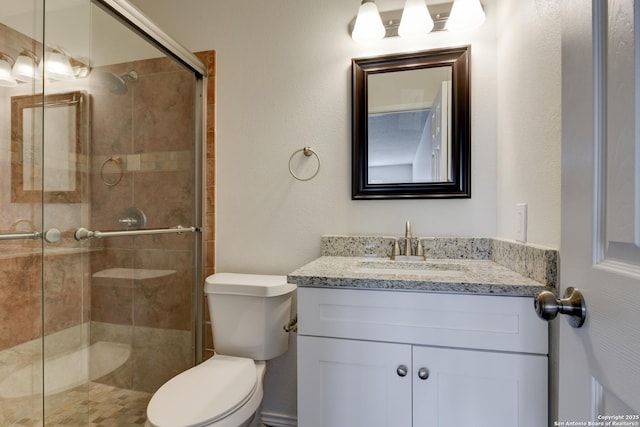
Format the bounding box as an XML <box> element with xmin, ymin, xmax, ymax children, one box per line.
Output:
<box><xmin>446</xmin><ymin>0</ymin><xmax>486</xmax><ymax>31</ymax></box>
<box><xmin>12</xmin><ymin>50</ymin><xmax>41</xmax><ymax>82</ymax></box>
<box><xmin>352</xmin><ymin>0</ymin><xmax>386</xmax><ymax>43</ymax></box>
<box><xmin>399</xmin><ymin>0</ymin><xmax>434</xmax><ymax>38</ymax></box>
<box><xmin>41</xmin><ymin>50</ymin><xmax>75</xmax><ymax>81</ymax></box>
<box><xmin>0</xmin><ymin>54</ymin><xmax>17</xmax><ymax>87</ymax></box>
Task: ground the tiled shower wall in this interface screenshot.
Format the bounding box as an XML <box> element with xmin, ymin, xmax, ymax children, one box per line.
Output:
<box><xmin>87</xmin><ymin>54</ymin><xmax>205</xmax><ymax>392</ymax></box>
<box><xmin>0</xmin><ymin>19</ymin><xmax>217</xmax><ymax>392</ymax></box>
<box><xmin>0</xmin><ymin>22</ymin><xmax>89</xmax><ymax>353</ymax></box>
<box><xmin>0</xmin><ymin>250</ymin><xmax>89</xmax><ymax>351</ymax></box>
<box><xmin>195</xmin><ymin>51</ymin><xmax>217</xmax><ymax>360</ymax></box>
<box><xmin>90</xmin><ymin>50</ymin><xmax>217</xmax><ymax>380</ymax></box>
<box><xmin>89</xmin><ymin>50</ymin><xmax>218</xmax><ymax>383</ymax></box>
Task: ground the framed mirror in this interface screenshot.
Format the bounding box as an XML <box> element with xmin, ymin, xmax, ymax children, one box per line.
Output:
<box><xmin>11</xmin><ymin>91</ymin><xmax>87</xmax><ymax>203</ymax></box>
<box><xmin>352</xmin><ymin>46</ymin><xmax>470</xmax><ymax>199</ymax></box>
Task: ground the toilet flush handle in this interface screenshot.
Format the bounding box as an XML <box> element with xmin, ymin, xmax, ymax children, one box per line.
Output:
<box><xmin>283</xmin><ymin>316</ymin><xmax>298</xmax><ymax>333</ymax></box>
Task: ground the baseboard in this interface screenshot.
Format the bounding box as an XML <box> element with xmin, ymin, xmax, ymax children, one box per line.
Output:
<box><xmin>260</xmin><ymin>411</ymin><xmax>297</xmax><ymax>427</ymax></box>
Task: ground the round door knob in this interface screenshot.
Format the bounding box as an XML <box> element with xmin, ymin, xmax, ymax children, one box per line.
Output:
<box><xmin>396</xmin><ymin>365</ymin><xmax>408</xmax><ymax>377</ymax></box>
<box><xmin>417</xmin><ymin>367</ymin><xmax>429</xmax><ymax>380</ymax></box>
<box><xmin>534</xmin><ymin>286</ymin><xmax>586</xmax><ymax>328</ymax></box>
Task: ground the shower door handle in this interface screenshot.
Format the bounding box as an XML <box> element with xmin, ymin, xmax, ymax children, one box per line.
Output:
<box><xmin>0</xmin><ymin>231</ymin><xmax>41</xmax><ymax>241</ymax></box>
<box><xmin>74</xmin><ymin>225</ymin><xmax>198</xmax><ymax>240</ymax></box>
<box><xmin>0</xmin><ymin>228</ymin><xmax>61</xmax><ymax>242</ymax></box>
<box><xmin>43</xmin><ymin>228</ymin><xmax>62</xmax><ymax>243</ymax></box>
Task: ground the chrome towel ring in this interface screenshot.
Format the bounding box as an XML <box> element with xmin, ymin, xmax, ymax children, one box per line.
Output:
<box><xmin>100</xmin><ymin>156</ymin><xmax>123</xmax><ymax>187</ymax></box>
<box><xmin>289</xmin><ymin>147</ymin><xmax>320</xmax><ymax>181</ymax></box>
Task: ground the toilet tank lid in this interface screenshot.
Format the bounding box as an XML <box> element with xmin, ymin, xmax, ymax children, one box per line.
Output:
<box><xmin>205</xmin><ymin>273</ymin><xmax>297</xmax><ymax>297</ymax></box>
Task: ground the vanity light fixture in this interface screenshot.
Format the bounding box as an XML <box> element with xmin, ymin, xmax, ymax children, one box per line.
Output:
<box><xmin>38</xmin><ymin>48</ymin><xmax>76</xmax><ymax>81</ymax></box>
<box><xmin>352</xmin><ymin>0</ymin><xmax>386</xmax><ymax>43</ymax></box>
<box><xmin>350</xmin><ymin>0</ymin><xmax>485</xmax><ymax>43</ymax></box>
<box><xmin>446</xmin><ymin>0</ymin><xmax>486</xmax><ymax>31</ymax></box>
<box><xmin>398</xmin><ymin>0</ymin><xmax>434</xmax><ymax>38</ymax></box>
<box><xmin>11</xmin><ymin>50</ymin><xmax>41</xmax><ymax>82</ymax></box>
<box><xmin>0</xmin><ymin>53</ymin><xmax>18</xmax><ymax>87</ymax></box>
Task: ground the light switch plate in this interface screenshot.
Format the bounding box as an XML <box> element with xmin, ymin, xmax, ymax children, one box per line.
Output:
<box><xmin>516</xmin><ymin>203</ymin><xmax>527</xmax><ymax>243</ymax></box>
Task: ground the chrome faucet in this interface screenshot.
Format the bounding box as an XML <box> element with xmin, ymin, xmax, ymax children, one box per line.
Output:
<box><xmin>403</xmin><ymin>221</ymin><xmax>413</xmax><ymax>257</ymax></box>
<box><xmin>391</xmin><ymin>221</ymin><xmax>425</xmax><ymax>260</ymax></box>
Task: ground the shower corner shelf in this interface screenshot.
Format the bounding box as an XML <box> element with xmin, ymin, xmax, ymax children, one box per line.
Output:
<box><xmin>92</xmin><ymin>267</ymin><xmax>176</xmax><ymax>280</ymax></box>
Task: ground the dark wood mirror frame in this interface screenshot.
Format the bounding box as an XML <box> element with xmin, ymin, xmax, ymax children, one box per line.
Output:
<box><xmin>352</xmin><ymin>46</ymin><xmax>471</xmax><ymax>199</ymax></box>
<box><xmin>11</xmin><ymin>91</ymin><xmax>87</xmax><ymax>204</ymax></box>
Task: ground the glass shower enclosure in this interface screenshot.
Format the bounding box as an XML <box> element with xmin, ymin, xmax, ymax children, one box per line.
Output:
<box><xmin>0</xmin><ymin>0</ymin><xmax>205</xmax><ymax>424</ymax></box>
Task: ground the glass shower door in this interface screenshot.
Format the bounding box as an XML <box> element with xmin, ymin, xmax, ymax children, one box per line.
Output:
<box><xmin>41</xmin><ymin>0</ymin><xmax>202</xmax><ymax>424</ymax></box>
<box><xmin>1</xmin><ymin>0</ymin><xmax>203</xmax><ymax>424</ymax></box>
<box><xmin>39</xmin><ymin>2</ymin><xmax>93</xmax><ymax>423</ymax></box>
<box><xmin>0</xmin><ymin>1</ymin><xmax>46</xmax><ymax>424</ymax></box>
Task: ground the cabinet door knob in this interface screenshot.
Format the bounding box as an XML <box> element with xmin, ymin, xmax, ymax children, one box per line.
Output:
<box><xmin>396</xmin><ymin>365</ymin><xmax>408</xmax><ymax>377</ymax></box>
<box><xmin>417</xmin><ymin>367</ymin><xmax>429</xmax><ymax>380</ymax></box>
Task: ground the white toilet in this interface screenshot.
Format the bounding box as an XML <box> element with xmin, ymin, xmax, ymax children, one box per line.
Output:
<box><xmin>146</xmin><ymin>273</ymin><xmax>297</xmax><ymax>427</ymax></box>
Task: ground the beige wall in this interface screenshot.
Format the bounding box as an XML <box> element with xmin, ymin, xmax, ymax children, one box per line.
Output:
<box><xmin>130</xmin><ymin>0</ymin><xmax>503</xmax><ymax>276</ymax></box>
<box><xmin>131</xmin><ymin>0</ymin><xmax>561</xmax><ymax>421</ymax></box>
<box><xmin>496</xmin><ymin>1</ymin><xmax>561</xmax><ymax>248</ymax></box>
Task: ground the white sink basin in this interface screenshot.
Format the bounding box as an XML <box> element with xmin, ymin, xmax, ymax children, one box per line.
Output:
<box><xmin>354</xmin><ymin>262</ymin><xmax>466</xmax><ymax>278</ymax></box>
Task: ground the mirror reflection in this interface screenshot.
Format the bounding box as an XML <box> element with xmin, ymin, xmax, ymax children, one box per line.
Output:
<box><xmin>367</xmin><ymin>66</ymin><xmax>452</xmax><ymax>184</ymax></box>
<box><xmin>352</xmin><ymin>46</ymin><xmax>470</xmax><ymax>199</ymax></box>
<box><xmin>11</xmin><ymin>91</ymin><xmax>86</xmax><ymax>203</ymax></box>
<box><xmin>23</xmin><ymin>99</ymin><xmax>77</xmax><ymax>192</ymax></box>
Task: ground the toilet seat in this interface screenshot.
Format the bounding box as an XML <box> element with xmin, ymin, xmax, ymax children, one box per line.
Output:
<box><xmin>146</xmin><ymin>355</ymin><xmax>258</xmax><ymax>427</ymax></box>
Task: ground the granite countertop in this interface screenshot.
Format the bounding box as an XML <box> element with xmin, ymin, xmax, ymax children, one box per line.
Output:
<box><xmin>288</xmin><ymin>256</ymin><xmax>551</xmax><ymax>297</ymax></box>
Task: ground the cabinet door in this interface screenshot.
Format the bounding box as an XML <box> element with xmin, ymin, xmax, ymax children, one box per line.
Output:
<box><xmin>298</xmin><ymin>336</ymin><xmax>412</xmax><ymax>427</ymax></box>
<box><xmin>412</xmin><ymin>346</ymin><xmax>547</xmax><ymax>427</ymax></box>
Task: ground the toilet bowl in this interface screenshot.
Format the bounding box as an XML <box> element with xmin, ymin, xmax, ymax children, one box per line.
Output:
<box><xmin>146</xmin><ymin>273</ymin><xmax>296</xmax><ymax>427</ymax></box>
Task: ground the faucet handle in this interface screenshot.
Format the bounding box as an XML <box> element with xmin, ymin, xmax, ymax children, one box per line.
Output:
<box><xmin>415</xmin><ymin>239</ymin><xmax>425</xmax><ymax>259</ymax></box>
<box><xmin>391</xmin><ymin>239</ymin><xmax>401</xmax><ymax>260</ymax></box>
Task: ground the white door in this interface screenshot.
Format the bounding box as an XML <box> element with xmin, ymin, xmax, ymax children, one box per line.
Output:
<box><xmin>560</xmin><ymin>0</ymin><xmax>640</xmax><ymax>421</ymax></box>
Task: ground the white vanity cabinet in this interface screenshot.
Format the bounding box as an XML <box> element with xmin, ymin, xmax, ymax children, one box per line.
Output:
<box><xmin>297</xmin><ymin>287</ymin><xmax>548</xmax><ymax>427</ymax></box>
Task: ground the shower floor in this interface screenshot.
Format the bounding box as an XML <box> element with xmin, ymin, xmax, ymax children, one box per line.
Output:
<box><xmin>13</xmin><ymin>382</ymin><xmax>151</xmax><ymax>426</ymax></box>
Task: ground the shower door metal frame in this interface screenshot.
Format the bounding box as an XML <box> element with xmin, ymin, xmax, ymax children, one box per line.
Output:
<box><xmin>92</xmin><ymin>0</ymin><xmax>209</xmax><ymax>364</ymax></box>
<box><xmin>94</xmin><ymin>0</ymin><xmax>206</xmax><ymax>75</ymax></box>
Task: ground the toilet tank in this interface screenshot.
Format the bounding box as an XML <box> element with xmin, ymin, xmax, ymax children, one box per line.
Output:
<box><xmin>205</xmin><ymin>273</ymin><xmax>296</xmax><ymax>361</ymax></box>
